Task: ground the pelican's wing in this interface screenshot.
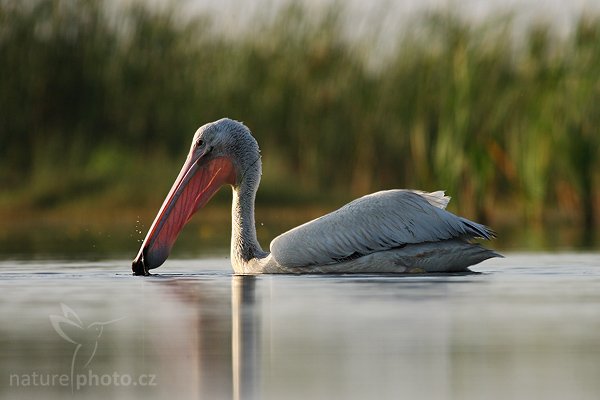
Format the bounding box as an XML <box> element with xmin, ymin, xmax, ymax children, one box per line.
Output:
<box><xmin>269</xmin><ymin>189</ymin><xmax>494</xmax><ymax>268</ymax></box>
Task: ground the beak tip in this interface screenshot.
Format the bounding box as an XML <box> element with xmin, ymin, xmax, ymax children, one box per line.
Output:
<box><xmin>132</xmin><ymin>245</ymin><xmax>170</xmax><ymax>275</ymax></box>
<box><xmin>132</xmin><ymin>248</ymin><xmax>150</xmax><ymax>276</ymax></box>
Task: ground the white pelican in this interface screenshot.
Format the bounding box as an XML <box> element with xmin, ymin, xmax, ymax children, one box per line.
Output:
<box><xmin>132</xmin><ymin>118</ymin><xmax>500</xmax><ymax>275</ymax></box>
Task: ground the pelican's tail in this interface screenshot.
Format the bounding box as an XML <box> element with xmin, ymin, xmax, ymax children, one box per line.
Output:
<box><xmin>458</xmin><ymin>217</ymin><xmax>496</xmax><ymax>240</ymax></box>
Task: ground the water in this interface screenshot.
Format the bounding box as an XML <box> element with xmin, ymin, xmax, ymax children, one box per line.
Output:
<box><xmin>1</xmin><ymin>253</ymin><xmax>600</xmax><ymax>400</ymax></box>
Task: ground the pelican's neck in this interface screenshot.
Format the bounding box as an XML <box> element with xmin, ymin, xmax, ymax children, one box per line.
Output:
<box><xmin>231</xmin><ymin>177</ymin><xmax>266</xmax><ymax>272</ymax></box>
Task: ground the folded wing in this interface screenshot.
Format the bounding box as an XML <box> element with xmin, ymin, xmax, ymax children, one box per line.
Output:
<box><xmin>269</xmin><ymin>189</ymin><xmax>494</xmax><ymax>268</ymax></box>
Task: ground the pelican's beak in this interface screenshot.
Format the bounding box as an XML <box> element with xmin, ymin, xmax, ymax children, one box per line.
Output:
<box><xmin>132</xmin><ymin>151</ymin><xmax>235</xmax><ymax>275</ymax></box>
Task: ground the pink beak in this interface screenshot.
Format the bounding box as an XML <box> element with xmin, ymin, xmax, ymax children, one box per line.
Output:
<box><xmin>132</xmin><ymin>153</ymin><xmax>235</xmax><ymax>275</ymax></box>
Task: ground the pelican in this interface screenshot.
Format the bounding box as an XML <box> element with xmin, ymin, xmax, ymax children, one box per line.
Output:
<box><xmin>132</xmin><ymin>118</ymin><xmax>500</xmax><ymax>275</ymax></box>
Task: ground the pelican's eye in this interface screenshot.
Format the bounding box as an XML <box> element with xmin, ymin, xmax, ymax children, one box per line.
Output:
<box><xmin>196</xmin><ymin>139</ymin><xmax>204</xmax><ymax>148</ymax></box>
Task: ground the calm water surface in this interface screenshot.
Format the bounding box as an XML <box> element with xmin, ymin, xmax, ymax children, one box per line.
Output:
<box><xmin>1</xmin><ymin>254</ymin><xmax>600</xmax><ymax>400</ymax></box>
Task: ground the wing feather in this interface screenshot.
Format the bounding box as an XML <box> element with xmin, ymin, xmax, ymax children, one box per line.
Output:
<box><xmin>269</xmin><ymin>189</ymin><xmax>494</xmax><ymax>268</ymax></box>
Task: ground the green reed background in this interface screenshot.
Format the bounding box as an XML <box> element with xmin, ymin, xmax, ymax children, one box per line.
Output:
<box><xmin>1</xmin><ymin>0</ymin><xmax>598</xmax><ymax>231</ymax></box>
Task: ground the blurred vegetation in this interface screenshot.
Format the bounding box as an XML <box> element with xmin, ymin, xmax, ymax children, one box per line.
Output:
<box><xmin>1</xmin><ymin>0</ymin><xmax>599</xmax><ymax>234</ymax></box>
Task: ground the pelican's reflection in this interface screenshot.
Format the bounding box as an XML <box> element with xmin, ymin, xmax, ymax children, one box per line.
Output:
<box><xmin>232</xmin><ymin>275</ymin><xmax>259</xmax><ymax>400</ymax></box>
<box><xmin>162</xmin><ymin>275</ymin><xmax>260</xmax><ymax>400</ymax></box>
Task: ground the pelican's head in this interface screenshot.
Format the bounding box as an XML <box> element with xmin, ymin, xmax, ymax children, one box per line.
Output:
<box><xmin>132</xmin><ymin>118</ymin><xmax>261</xmax><ymax>275</ymax></box>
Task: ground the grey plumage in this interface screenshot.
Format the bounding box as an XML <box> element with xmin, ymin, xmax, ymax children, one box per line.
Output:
<box><xmin>138</xmin><ymin>118</ymin><xmax>501</xmax><ymax>274</ymax></box>
<box><xmin>200</xmin><ymin>119</ymin><xmax>501</xmax><ymax>274</ymax></box>
<box><xmin>269</xmin><ymin>189</ymin><xmax>495</xmax><ymax>269</ymax></box>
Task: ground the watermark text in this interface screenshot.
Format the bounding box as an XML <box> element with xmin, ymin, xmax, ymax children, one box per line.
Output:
<box><xmin>10</xmin><ymin>370</ymin><xmax>157</xmax><ymax>391</ymax></box>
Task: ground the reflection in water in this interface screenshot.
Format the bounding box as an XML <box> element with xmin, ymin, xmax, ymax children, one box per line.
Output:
<box><xmin>232</xmin><ymin>276</ymin><xmax>259</xmax><ymax>400</ymax></box>
<box><xmin>3</xmin><ymin>256</ymin><xmax>600</xmax><ymax>400</ymax></box>
<box><xmin>165</xmin><ymin>274</ymin><xmax>260</xmax><ymax>400</ymax></box>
